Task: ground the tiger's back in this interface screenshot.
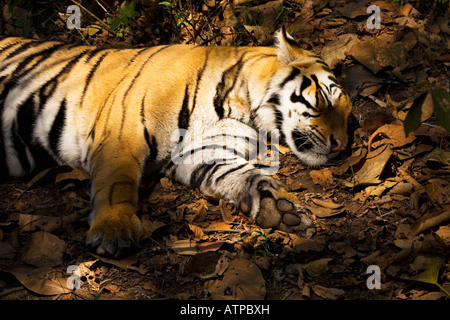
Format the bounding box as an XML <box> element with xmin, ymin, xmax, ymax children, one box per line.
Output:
<box><xmin>0</xmin><ymin>29</ymin><xmax>352</xmax><ymax>256</ymax></box>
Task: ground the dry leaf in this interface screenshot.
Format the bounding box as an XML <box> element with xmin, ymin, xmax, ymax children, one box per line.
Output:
<box><xmin>90</xmin><ymin>251</ymin><xmax>147</xmax><ymax>274</ymax></box>
<box><xmin>346</xmin><ymin>144</ymin><xmax>393</xmax><ymax>187</ymax></box>
<box><xmin>159</xmin><ymin>177</ymin><xmax>173</xmax><ymax>190</ymax></box>
<box><xmin>22</xmin><ymin>231</ymin><xmax>66</xmax><ymax>267</ymax></box>
<box><xmin>369</xmin><ymin>124</ymin><xmax>416</xmax><ymax>149</ymax></box>
<box><xmin>309</xmin><ymin>168</ymin><xmax>334</xmax><ymax>189</ymax></box>
<box><xmin>311</xmin><ymin>198</ymin><xmax>343</xmax><ymax>209</ymax></box>
<box><xmin>9</xmin><ymin>267</ymin><xmax>71</xmax><ymax>296</ymax></box>
<box><xmin>55</xmin><ymin>168</ymin><xmax>89</xmax><ymax>184</ymax></box>
<box><xmin>219</xmin><ymin>199</ymin><xmax>236</xmax><ymax>223</ymax></box>
<box><xmin>289</xmin><ymin>234</ymin><xmax>324</xmax><ymax>253</ymax></box>
<box><xmin>244</xmin><ymin>25</ymin><xmax>273</xmax><ymax>45</ymax></box>
<box><xmin>302</xmin><ymin>258</ymin><xmax>332</xmax><ymax>277</ymax></box>
<box><xmin>408</xmin><ymin>206</ymin><xmax>450</xmax><ymax>237</ymax></box>
<box><xmin>208</xmin><ymin>259</ymin><xmax>266</xmax><ymax>300</ymax></box>
<box><xmin>435</xmin><ymin>225</ymin><xmax>450</xmax><ymax>241</ymax></box>
<box><xmin>311</xmin><ymin>285</ymin><xmax>345</xmax><ymax>300</ymax></box>
<box><xmin>425</xmin><ymin>179</ymin><xmax>450</xmax><ymax>205</ymax></box>
<box><xmin>141</xmin><ymin>215</ymin><xmax>166</xmax><ymax>237</ymax></box>
<box><xmin>170</xmin><ymin>239</ymin><xmax>199</xmax><ymax>255</ymax></box>
<box><xmin>188</xmin><ymin>224</ymin><xmax>207</xmax><ymax>241</ymax></box>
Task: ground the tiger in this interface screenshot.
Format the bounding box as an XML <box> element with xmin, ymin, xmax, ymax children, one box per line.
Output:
<box><xmin>0</xmin><ymin>27</ymin><xmax>351</xmax><ymax>257</ymax></box>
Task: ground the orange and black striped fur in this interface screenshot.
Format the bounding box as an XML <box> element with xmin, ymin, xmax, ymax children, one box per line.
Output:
<box><xmin>0</xmin><ymin>28</ymin><xmax>351</xmax><ymax>256</ymax></box>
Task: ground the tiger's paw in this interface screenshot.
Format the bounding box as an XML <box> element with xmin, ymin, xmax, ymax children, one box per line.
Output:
<box><xmin>240</xmin><ymin>177</ymin><xmax>313</xmax><ymax>234</ymax></box>
<box><xmin>86</xmin><ymin>206</ymin><xmax>143</xmax><ymax>258</ymax></box>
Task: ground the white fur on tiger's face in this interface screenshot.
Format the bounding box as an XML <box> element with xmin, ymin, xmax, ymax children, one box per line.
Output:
<box><xmin>0</xmin><ymin>28</ymin><xmax>351</xmax><ymax>256</ymax></box>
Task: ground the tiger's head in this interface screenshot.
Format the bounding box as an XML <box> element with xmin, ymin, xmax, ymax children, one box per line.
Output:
<box><xmin>256</xmin><ymin>27</ymin><xmax>352</xmax><ymax>167</ymax></box>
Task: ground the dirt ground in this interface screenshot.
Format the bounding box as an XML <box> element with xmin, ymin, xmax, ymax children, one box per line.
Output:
<box><xmin>0</xmin><ymin>0</ymin><xmax>449</xmax><ymax>301</ymax></box>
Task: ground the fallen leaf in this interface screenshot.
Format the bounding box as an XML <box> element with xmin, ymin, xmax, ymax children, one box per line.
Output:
<box><xmin>141</xmin><ymin>216</ymin><xmax>166</xmax><ymax>237</ymax></box>
<box><xmin>311</xmin><ymin>198</ymin><xmax>343</xmax><ymax>209</ymax></box>
<box><xmin>425</xmin><ymin>179</ymin><xmax>450</xmax><ymax>205</ymax></box>
<box><xmin>435</xmin><ymin>225</ymin><xmax>450</xmax><ymax>241</ymax></box>
<box><xmin>345</xmin><ymin>144</ymin><xmax>393</xmax><ymax>187</ymax></box>
<box><xmin>244</xmin><ymin>25</ymin><xmax>273</xmax><ymax>45</ymax></box>
<box><xmin>309</xmin><ymin>168</ymin><xmax>334</xmax><ymax>189</ymax></box>
<box><xmin>311</xmin><ymin>285</ymin><xmax>345</xmax><ymax>300</ymax></box>
<box><xmin>408</xmin><ymin>205</ymin><xmax>450</xmax><ymax>237</ymax></box>
<box><xmin>188</xmin><ymin>224</ymin><xmax>207</xmax><ymax>241</ymax></box>
<box><xmin>8</xmin><ymin>267</ymin><xmax>71</xmax><ymax>296</ymax></box>
<box><xmin>219</xmin><ymin>199</ymin><xmax>236</xmax><ymax>223</ymax></box>
<box><xmin>197</xmin><ymin>241</ymin><xmax>226</xmax><ymax>253</ymax></box>
<box><xmin>170</xmin><ymin>239</ymin><xmax>199</xmax><ymax>255</ymax></box>
<box><xmin>159</xmin><ymin>177</ymin><xmax>173</xmax><ymax>190</ymax></box>
<box><xmin>90</xmin><ymin>251</ymin><xmax>147</xmax><ymax>274</ymax></box>
<box><xmin>208</xmin><ymin>259</ymin><xmax>266</xmax><ymax>300</ymax></box>
<box><xmin>341</xmin><ymin>65</ymin><xmax>383</xmax><ymax>97</ymax></box>
<box><xmin>302</xmin><ymin>258</ymin><xmax>332</xmax><ymax>277</ymax></box>
<box><xmin>335</xmin><ymin>2</ymin><xmax>368</xmax><ymax>18</ymax></box>
<box><xmin>0</xmin><ymin>241</ymin><xmax>16</xmax><ymax>259</ymax></box>
<box><xmin>305</xmin><ymin>199</ymin><xmax>345</xmax><ymax>218</ymax></box>
<box><xmin>369</xmin><ymin>123</ymin><xmax>416</xmax><ymax>149</ymax></box>
<box><xmin>412</xmin><ymin>258</ymin><xmax>450</xmax><ymax>296</ymax></box>
<box><xmin>289</xmin><ymin>234</ymin><xmax>324</xmax><ymax>253</ymax></box>
<box><xmin>22</xmin><ymin>231</ymin><xmax>66</xmax><ymax>267</ymax></box>
<box><xmin>55</xmin><ymin>168</ymin><xmax>89</xmax><ymax>184</ymax></box>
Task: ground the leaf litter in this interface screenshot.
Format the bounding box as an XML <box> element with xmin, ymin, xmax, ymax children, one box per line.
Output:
<box><xmin>0</xmin><ymin>0</ymin><xmax>450</xmax><ymax>300</ymax></box>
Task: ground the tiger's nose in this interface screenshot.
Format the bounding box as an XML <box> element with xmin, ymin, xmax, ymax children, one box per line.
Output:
<box><xmin>330</xmin><ymin>136</ymin><xmax>345</xmax><ymax>152</ymax></box>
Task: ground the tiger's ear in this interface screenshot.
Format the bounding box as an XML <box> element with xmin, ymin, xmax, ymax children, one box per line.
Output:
<box><xmin>276</xmin><ymin>26</ymin><xmax>316</xmax><ymax>66</ymax></box>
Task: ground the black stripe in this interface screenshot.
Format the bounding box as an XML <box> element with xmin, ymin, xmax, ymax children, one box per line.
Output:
<box><xmin>213</xmin><ymin>54</ymin><xmax>246</xmax><ymax>119</ymax></box>
<box><xmin>89</xmin><ymin>47</ymin><xmax>159</xmax><ymax>138</ymax></box>
<box><xmin>268</xmin><ymin>93</ymin><xmax>280</xmax><ymax>105</ymax></box>
<box><xmin>2</xmin><ymin>43</ymin><xmax>68</xmax><ymax>77</ymax></box>
<box><xmin>290</xmin><ymin>76</ymin><xmax>318</xmax><ymax>111</ymax></box>
<box><xmin>178</xmin><ymin>144</ymin><xmax>246</xmax><ymax>162</ymax></box>
<box><xmin>48</xmin><ymin>99</ymin><xmax>67</xmax><ymax>157</ymax></box>
<box><xmin>178</xmin><ymin>85</ymin><xmax>190</xmax><ymax>131</ymax></box>
<box><xmin>311</xmin><ymin>74</ymin><xmax>321</xmax><ymax>109</ymax></box>
<box><xmin>16</xmin><ymin>97</ymin><xmax>35</xmax><ymax>149</ymax></box>
<box><xmin>81</xmin><ymin>51</ymin><xmax>109</xmax><ymax>103</ymax></box>
<box><xmin>119</xmin><ymin>47</ymin><xmax>167</xmax><ymax>136</ymax></box>
<box><xmin>274</xmin><ymin>107</ymin><xmax>286</xmax><ymax>144</ymax></box>
<box><xmin>1</xmin><ymin>40</ymin><xmax>43</xmax><ymax>61</ymax></box>
<box><xmin>190</xmin><ymin>163</ymin><xmax>217</xmax><ymax>188</ymax></box>
<box><xmin>328</xmin><ymin>75</ymin><xmax>339</xmax><ymax>85</ymax></box>
<box><xmin>280</xmin><ymin>68</ymin><xmax>300</xmax><ymax>87</ymax></box>
<box><xmin>214</xmin><ymin>163</ymin><xmax>247</xmax><ymax>184</ymax></box>
<box><xmin>11</xmin><ymin>122</ymin><xmax>30</xmax><ymax>174</ymax></box>
<box><xmin>0</xmin><ymin>40</ymin><xmax>22</xmax><ymax>55</ymax></box>
<box><xmin>300</xmin><ymin>76</ymin><xmax>312</xmax><ymax>93</ymax></box>
<box><xmin>144</xmin><ymin>128</ymin><xmax>158</xmax><ymax>162</ymax></box>
<box><xmin>205</xmin><ymin>163</ymin><xmax>227</xmax><ymax>186</ymax></box>
<box><xmin>192</xmin><ymin>50</ymin><xmax>210</xmax><ymax>114</ymax></box>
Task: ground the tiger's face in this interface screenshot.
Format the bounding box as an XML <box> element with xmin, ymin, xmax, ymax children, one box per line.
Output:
<box><xmin>264</xmin><ymin>28</ymin><xmax>352</xmax><ymax>167</ymax></box>
<box><xmin>275</xmin><ymin>65</ymin><xmax>351</xmax><ymax>167</ymax></box>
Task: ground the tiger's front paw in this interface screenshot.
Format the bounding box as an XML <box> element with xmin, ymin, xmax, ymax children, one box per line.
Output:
<box><xmin>86</xmin><ymin>205</ymin><xmax>143</xmax><ymax>257</ymax></box>
<box><xmin>241</xmin><ymin>177</ymin><xmax>313</xmax><ymax>233</ymax></box>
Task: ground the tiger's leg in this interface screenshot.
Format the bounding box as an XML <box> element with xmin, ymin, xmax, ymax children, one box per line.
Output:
<box><xmin>86</xmin><ymin>139</ymin><xmax>145</xmax><ymax>257</ymax></box>
<box><xmin>167</xmin><ymin>119</ymin><xmax>313</xmax><ymax>233</ymax></box>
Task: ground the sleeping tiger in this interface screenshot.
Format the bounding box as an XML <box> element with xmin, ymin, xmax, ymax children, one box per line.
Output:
<box><xmin>0</xmin><ymin>27</ymin><xmax>351</xmax><ymax>257</ymax></box>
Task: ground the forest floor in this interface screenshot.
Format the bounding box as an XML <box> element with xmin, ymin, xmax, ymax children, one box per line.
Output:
<box><xmin>0</xmin><ymin>0</ymin><xmax>449</xmax><ymax>301</ymax></box>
